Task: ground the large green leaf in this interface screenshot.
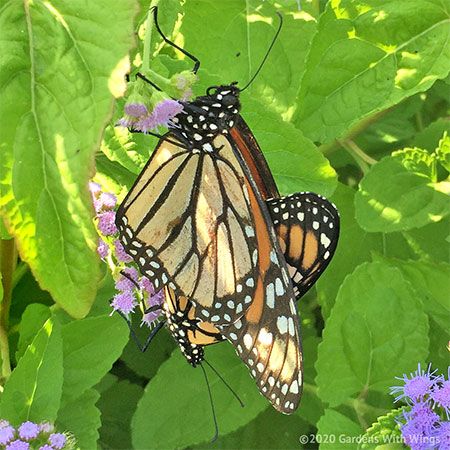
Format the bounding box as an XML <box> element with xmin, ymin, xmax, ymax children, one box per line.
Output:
<box><xmin>243</xmin><ymin>97</ymin><xmax>337</xmax><ymax>196</ymax></box>
<box><xmin>132</xmin><ymin>344</ymin><xmax>268</xmax><ymax>449</ymax></box>
<box><xmin>181</xmin><ymin>0</ymin><xmax>317</xmax><ymax>119</ymax></box>
<box><xmin>294</xmin><ymin>0</ymin><xmax>450</xmax><ymax>143</ymax></box>
<box><xmin>15</xmin><ymin>303</ymin><xmax>51</xmax><ymax>361</ymax></box>
<box><xmin>56</xmin><ymin>388</ymin><xmax>101</xmax><ymax>450</ymax></box>
<box><xmin>61</xmin><ymin>315</ymin><xmax>129</xmax><ymax>405</ymax></box>
<box><xmin>316</xmin><ymin>262</ymin><xmax>429</xmax><ymax>406</ymax></box>
<box><xmin>0</xmin><ymin>318</ymin><xmax>63</xmax><ymax>424</ymax></box>
<box><xmin>355</xmin><ymin>149</ymin><xmax>450</xmax><ymax>232</ymax></box>
<box><xmin>98</xmin><ymin>380</ymin><xmax>145</xmax><ymax>450</ymax></box>
<box><xmin>0</xmin><ymin>0</ymin><xmax>137</xmax><ymax>318</ymax></box>
<box><xmin>316</xmin><ymin>409</ymin><xmax>363</xmax><ymax>450</ymax></box>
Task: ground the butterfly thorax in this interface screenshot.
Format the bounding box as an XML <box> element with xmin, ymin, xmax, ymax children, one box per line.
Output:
<box><xmin>169</xmin><ymin>84</ymin><xmax>241</xmax><ymax>153</ymax></box>
<box><xmin>163</xmin><ymin>303</ymin><xmax>205</xmax><ymax>367</ymax></box>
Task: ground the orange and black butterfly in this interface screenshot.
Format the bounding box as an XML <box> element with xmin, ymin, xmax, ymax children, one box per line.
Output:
<box><xmin>116</xmin><ymin>7</ymin><xmax>339</xmax><ymax>415</ymax></box>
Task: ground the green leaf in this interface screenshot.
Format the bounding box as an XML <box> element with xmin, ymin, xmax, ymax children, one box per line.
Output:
<box><xmin>414</xmin><ymin>119</ymin><xmax>450</xmax><ymax>153</ymax></box>
<box><xmin>132</xmin><ymin>344</ymin><xmax>268</xmax><ymax>449</ymax></box>
<box><xmin>61</xmin><ymin>315</ymin><xmax>129</xmax><ymax>405</ymax></box>
<box><xmin>0</xmin><ymin>318</ymin><xmax>63</xmax><ymax>424</ymax></box>
<box><xmin>316</xmin><ymin>409</ymin><xmax>363</xmax><ymax>450</ymax></box>
<box><xmin>243</xmin><ymin>97</ymin><xmax>337</xmax><ymax>196</ymax></box>
<box><xmin>316</xmin><ymin>184</ymin><xmax>382</xmax><ymax>318</ymax></box>
<box><xmin>56</xmin><ymin>388</ymin><xmax>101</xmax><ymax>450</ymax></box>
<box><xmin>359</xmin><ymin>407</ymin><xmax>404</xmax><ymax>450</ymax></box>
<box><xmin>436</xmin><ymin>132</ymin><xmax>450</xmax><ymax>171</ymax></box>
<box><xmin>0</xmin><ymin>0</ymin><xmax>137</xmax><ymax>318</ymax></box>
<box><xmin>16</xmin><ymin>303</ymin><xmax>51</xmax><ymax>361</ymax></box>
<box><xmin>194</xmin><ymin>405</ymin><xmax>311</xmax><ymax>450</ymax></box>
<box><xmin>316</xmin><ymin>262</ymin><xmax>429</xmax><ymax>406</ymax></box>
<box><xmin>355</xmin><ymin>150</ymin><xmax>450</xmax><ymax>233</ymax></box>
<box><xmin>376</xmin><ymin>258</ymin><xmax>450</xmax><ymax>329</ymax></box>
<box><xmin>402</xmin><ymin>217</ymin><xmax>450</xmax><ymax>262</ymax></box>
<box><xmin>294</xmin><ymin>0</ymin><xmax>450</xmax><ymax>143</ymax></box>
<box><xmin>121</xmin><ymin>326</ymin><xmax>176</xmax><ymax>379</ymax></box>
<box><xmin>181</xmin><ymin>0</ymin><xmax>317</xmax><ymax>118</ymax></box>
<box><xmin>100</xmin><ymin>124</ymin><xmax>154</xmax><ymax>175</ymax></box>
<box><xmin>98</xmin><ymin>380</ymin><xmax>146</xmax><ymax>450</ymax></box>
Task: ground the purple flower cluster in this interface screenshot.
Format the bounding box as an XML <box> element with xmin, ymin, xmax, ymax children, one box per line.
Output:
<box><xmin>118</xmin><ymin>99</ymin><xmax>183</xmax><ymax>133</ymax></box>
<box><xmin>0</xmin><ymin>420</ymin><xmax>71</xmax><ymax>449</ymax></box>
<box><xmin>390</xmin><ymin>364</ymin><xmax>450</xmax><ymax>449</ymax></box>
<box><xmin>89</xmin><ymin>183</ymin><xmax>164</xmax><ymax>326</ymax></box>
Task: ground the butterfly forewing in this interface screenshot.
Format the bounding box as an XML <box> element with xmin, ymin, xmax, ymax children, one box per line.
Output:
<box><xmin>219</xmin><ymin>293</ymin><xmax>302</xmax><ymax>414</ymax></box>
<box><xmin>116</xmin><ymin>133</ymin><xmax>281</xmax><ymax>326</ymax></box>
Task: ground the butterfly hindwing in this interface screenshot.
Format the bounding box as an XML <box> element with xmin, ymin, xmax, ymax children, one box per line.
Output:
<box><xmin>267</xmin><ymin>192</ymin><xmax>340</xmax><ymax>297</ymax></box>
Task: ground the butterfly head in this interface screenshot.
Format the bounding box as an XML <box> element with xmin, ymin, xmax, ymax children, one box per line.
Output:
<box><xmin>172</xmin><ymin>83</ymin><xmax>241</xmax><ymax>149</ymax></box>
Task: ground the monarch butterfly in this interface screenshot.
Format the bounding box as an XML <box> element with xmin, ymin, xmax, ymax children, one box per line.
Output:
<box><xmin>116</xmin><ymin>7</ymin><xmax>339</xmax><ymax>415</ymax></box>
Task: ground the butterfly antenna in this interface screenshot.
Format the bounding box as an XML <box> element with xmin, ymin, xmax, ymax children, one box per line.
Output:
<box><xmin>240</xmin><ymin>12</ymin><xmax>283</xmax><ymax>92</ymax></box>
<box><xmin>203</xmin><ymin>359</ymin><xmax>245</xmax><ymax>408</ymax></box>
<box><xmin>200</xmin><ymin>364</ymin><xmax>219</xmax><ymax>442</ymax></box>
<box><xmin>151</xmin><ymin>6</ymin><xmax>200</xmax><ymax>74</ymax></box>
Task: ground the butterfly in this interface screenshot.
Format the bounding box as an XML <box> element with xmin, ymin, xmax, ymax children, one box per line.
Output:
<box><xmin>115</xmin><ymin>7</ymin><xmax>339</xmax><ymax>415</ymax></box>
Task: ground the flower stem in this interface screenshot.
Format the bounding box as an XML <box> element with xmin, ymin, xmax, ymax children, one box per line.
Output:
<box><xmin>142</xmin><ymin>0</ymin><xmax>160</xmax><ymax>73</ymax></box>
<box><xmin>0</xmin><ymin>238</ymin><xmax>17</xmax><ymax>382</ymax></box>
<box><xmin>338</xmin><ymin>139</ymin><xmax>377</xmax><ymax>175</ymax></box>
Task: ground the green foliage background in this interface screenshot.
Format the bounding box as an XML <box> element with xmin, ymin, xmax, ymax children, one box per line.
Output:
<box><xmin>0</xmin><ymin>0</ymin><xmax>449</xmax><ymax>448</ymax></box>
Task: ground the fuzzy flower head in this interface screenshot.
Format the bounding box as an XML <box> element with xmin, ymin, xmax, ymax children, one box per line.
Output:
<box><xmin>18</xmin><ymin>422</ymin><xmax>39</xmax><ymax>441</ymax></box>
<box><xmin>433</xmin><ymin>420</ymin><xmax>450</xmax><ymax>449</ymax></box>
<box><xmin>111</xmin><ymin>291</ymin><xmax>138</xmax><ymax>315</ymax></box>
<box><xmin>49</xmin><ymin>433</ymin><xmax>66</xmax><ymax>449</ymax></box>
<box><xmin>0</xmin><ymin>424</ymin><xmax>15</xmax><ymax>445</ymax></box>
<box><xmin>431</xmin><ymin>368</ymin><xmax>450</xmax><ymax>416</ymax></box>
<box><xmin>134</xmin><ymin>99</ymin><xmax>183</xmax><ymax>133</ymax></box>
<box><xmin>6</xmin><ymin>440</ymin><xmax>29</xmax><ymax>450</ymax></box>
<box><xmin>391</xmin><ymin>363</ymin><xmax>440</xmax><ymax>404</ymax></box>
<box><xmin>90</xmin><ymin>182</ymin><xmax>164</xmax><ymax>328</ymax></box>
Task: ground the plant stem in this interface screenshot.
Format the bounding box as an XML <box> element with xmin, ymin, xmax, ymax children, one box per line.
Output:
<box><xmin>141</xmin><ymin>0</ymin><xmax>160</xmax><ymax>73</ymax></box>
<box><xmin>338</xmin><ymin>139</ymin><xmax>375</xmax><ymax>175</ymax></box>
<box><xmin>0</xmin><ymin>238</ymin><xmax>17</xmax><ymax>381</ymax></box>
<box><xmin>319</xmin><ymin>108</ymin><xmax>393</xmax><ymax>156</ymax></box>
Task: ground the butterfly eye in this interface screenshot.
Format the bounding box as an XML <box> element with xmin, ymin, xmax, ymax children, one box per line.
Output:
<box><xmin>206</xmin><ymin>85</ymin><xmax>219</xmax><ymax>95</ymax></box>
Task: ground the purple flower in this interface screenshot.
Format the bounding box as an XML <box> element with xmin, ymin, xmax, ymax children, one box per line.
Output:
<box><xmin>89</xmin><ymin>181</ymin><xmax>102</xmax><ymax>197</ymax></box>
<box><xmin>6</xmin><ymin>440</ymin><xmax>30</xmax><ymax>450</ymax></box>
<box><xmin>18</xmin><ymin>422</ymin><xmax>39</xmax><ymax>440</ymax></box>
<box><xmin>135</xmin><ymin>113</ymin><xmax>159</xmax><ymax>133</ymax></box>
<box><xmin>153</xmin><ymin>99</ymin><xmax>183</xmax><ymax>126</ymax></box>
<box><xmin>433</xmin><ymin>421</ymin><xmax>450</xmax><ymax>449</ymax></box>
<box><xmin>122</xmin><ymin>267</ymin><xmax>139</xmax><ymax>282</ymax></box>
<box><xmin>97</xmin><ymin>238</ymin><xmax>109</xmax><ymax>259</ymax></box>
<box><xmin>134</xmin><ymin>99</ymin><xmax>183</xmax><ymax>133</ymax></box>
<box><xmin>97</xmin><ymin>211</ymin><xmax>118</xmax><ymax>236</ymax></box>
<box><xmin>125</xmin><ymin>102</ymin><xmax>148</xmax><ymax>118</ymax></box>
<box><xmin>391</xmin><ymin>363</ymin><xmax>439</xmax><ymax>404</ymax></box>
<box><xmin>48</xmin><ymin>433</ymin><xmax>66</xmax><ymax>449</ymax></box>
<box><xmin>39</xmin><ymin>446</ymin><xmax>53</xmax><ymax>450</ymax></box>
<box><xmin>115</xmin><ymin>275</ymin><xmax>135</xmax><ymax>292</ymax></box>
<box><xmin>39</xmin><ymin>422</ymin><xmax>54</xmax><ymax>434</ymax></box>
<box><xmin>111</xmin><ymin>291</ymin><xmax>137</xmax><ymax>314</ymax></box>
<box><xmin>400</xmin><ymin>420</ymin><xmax>430</xmax><ymax>450</ymax></box>
<box><xmin>0</xmin><ymin>425</ymin><xmax>15</xmax><ymax>445</ymax></box>
<box><xmin>99</xmin><ymin>192</ymin><xmax>117</xmax><ymax>210</ymax></box>
<box><xmin>407</xmin><ymin>402</ymin><xmax>441</xmax><ymax>432</ymax></box>
<box><xmin>432</xmin><ymin>374</ymin><xmax>450</xmax><ymax>416</ymax></box>
<box><xmin>114</xmin><ymin>240</ymin><xmax>133</xmax><ymax>263</ymax></box>
<box><xmin>139</xmin><ymin>277</ymin><xmax>164</xmax><ymax>326</ymax></box>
